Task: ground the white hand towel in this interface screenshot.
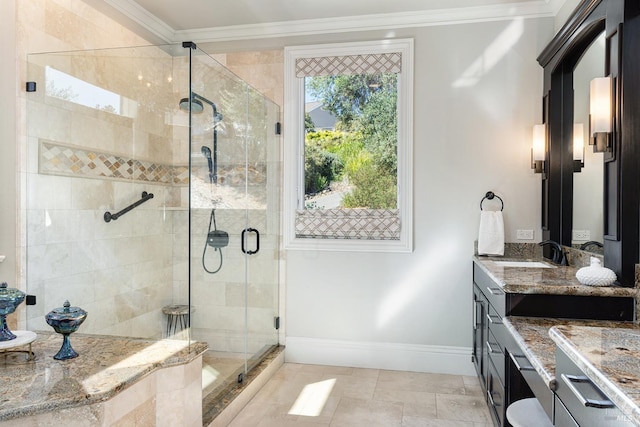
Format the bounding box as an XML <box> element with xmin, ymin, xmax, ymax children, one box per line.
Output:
<box><xmin>478</xmin><ymin>211</ymin><xmax>504</xmax><ymax>256</ymax></box>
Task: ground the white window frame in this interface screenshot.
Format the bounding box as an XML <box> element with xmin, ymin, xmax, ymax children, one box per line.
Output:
<box><xmin>283</xmin><ymin>39</ymin><xmax>413</xmax><ymax>252</ymax></box>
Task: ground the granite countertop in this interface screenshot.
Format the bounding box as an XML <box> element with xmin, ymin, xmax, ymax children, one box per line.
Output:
<box><xmin>474</xmin><ymin>256</ymin><xmax>638</xmax><ymax>297</ymax></box>
<box><xmin>503</xmin><ymin>317</ymin><xmax>635</xmax><ymax>391</ymax></box>
<box><xmin>550</xmin><ymin>324</ymin><xmax>640</xmax><ymax>425</ymax></box>
<box><xmin>0</xmin><ymin>332</ymin><xmax>207</xmax><ymax>421</ymax></box>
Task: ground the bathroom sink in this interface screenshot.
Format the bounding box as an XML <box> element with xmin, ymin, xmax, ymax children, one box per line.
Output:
<box><xmin>493</xmin><ymin>261</ymin><xmax>555</xmax><ymax>268</ymax></box>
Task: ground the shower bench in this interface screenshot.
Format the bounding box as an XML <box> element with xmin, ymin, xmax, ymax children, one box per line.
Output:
<box><xmin>0</xmin><ymin>331</ymin><xmax>207</xmax><ymax>426</ymax></box>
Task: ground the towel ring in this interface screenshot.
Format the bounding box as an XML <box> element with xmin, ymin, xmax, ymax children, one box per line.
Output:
<box><xmin>480</xmin><ymin>191</ymin><xmax>504</xmax><ymax>211</ymax></box>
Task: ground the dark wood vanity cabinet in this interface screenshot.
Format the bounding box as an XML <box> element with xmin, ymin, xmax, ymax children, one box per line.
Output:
<box><xmin>471</xmin><ymin>261</ymin><xmax>635</xmax><ymax>427</ymax></box>
<box><xmin>473</xmin><ymin>263</ymin><xmax>535</xmax><ymax>427</ymax></box>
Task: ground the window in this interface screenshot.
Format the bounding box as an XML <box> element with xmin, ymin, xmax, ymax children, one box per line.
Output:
<box><xmin>284</xmin><ymin>39</ymin><xmax>413</xmax><ymax>252</ymax></box>
<box><xmin>45</xmin><ymin>66</ymin><xmax>136</xmax><ymax>118</ymax></box>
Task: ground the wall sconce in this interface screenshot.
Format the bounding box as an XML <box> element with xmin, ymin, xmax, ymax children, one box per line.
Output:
<box><xmin>531</xmin><ymin>124</ymin><xmax>546</xmax><ymax>174</ymax></box>
<box><xmin>573</xmin><ymin>123</ymin><xmax>584</xmax><ymax>172</ymax></box>
<box><xmin>589</xmin><ymin>76</ymin><xmax>612</xmax><ymax>152</ymax></box>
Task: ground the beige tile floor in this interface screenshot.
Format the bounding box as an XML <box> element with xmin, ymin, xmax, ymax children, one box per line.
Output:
<box><xmin>228</xmin><ymin>363</ymin><xmax>492</xmax><ymax>426</ymax></box>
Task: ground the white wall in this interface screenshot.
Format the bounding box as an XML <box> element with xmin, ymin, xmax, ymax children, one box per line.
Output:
<box><xmin>555</xmin><ymin>0</ymin><xmax>582</xmax><ymax>32</ymax></box>
<box><xmin>279</xmin><ymin>18</ymin><xmax>553</xmax><ymax>374</ymax></box>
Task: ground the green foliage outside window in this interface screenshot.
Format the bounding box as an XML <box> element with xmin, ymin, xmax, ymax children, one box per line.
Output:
<box><xmin>304</xmin><ymin>73</ymin><xmax>398</xmax><ymax>208</ymax></box>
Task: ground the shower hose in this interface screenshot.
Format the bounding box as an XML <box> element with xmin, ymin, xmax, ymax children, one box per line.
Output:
<box><xmin>202</xmin><ymin>209</ymin><xmax>223</xmax><ymax>274</ymax></box>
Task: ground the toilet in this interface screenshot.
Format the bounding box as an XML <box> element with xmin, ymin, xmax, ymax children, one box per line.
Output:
<box><xmin>506</xmin><ymin>398</ymin><xmax>553</xmax><ymax>427</ymax></box>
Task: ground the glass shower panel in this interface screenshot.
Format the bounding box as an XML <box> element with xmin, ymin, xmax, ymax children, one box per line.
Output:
<box><xmin>245</xmin><ymin>87</ymin><xmax>281</xmax><ymax>367</ymax></box>
<box><xmin>188</xmin><ymin>50</ymin><xmax>251</xmax><ymax>370</ymax></box>
<box><xmin>187</xmin><ymin>46</ymin><xmax>281</xmax><ymax>381</ymax></box>
<box><xmin>25</xmin><ymin>44</ymin><xmax>281</xmax><ymax>408</ymax></box>
<box><xmin>25</xmin><ymin>45</ymin><xmax>183</xmax><ymax>338</ymax></box>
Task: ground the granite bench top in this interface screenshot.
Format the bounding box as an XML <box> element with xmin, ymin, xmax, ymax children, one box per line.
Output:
<box><xmin>0</xmin><ymin>331</ymin><xmax>207</xmax><ymax>421</ymax></box>
<box><xmin>550</xmin><ymin>323</ymin><xmax>640</xmax><ymax>426</ymax></box>
<box><xmin>504</xmin><ymin>317</ymin><xmax>640</xmax><ymax>425</ymax></box>
<box><xmin>503</xmin><ymin>317</ymin><xmax>635</xmax><ymax>390</ymax></box>
<box><xmin>474</xmin><ymin>257</ymin><xmax>638</xmax><ymax>297</ymax></box>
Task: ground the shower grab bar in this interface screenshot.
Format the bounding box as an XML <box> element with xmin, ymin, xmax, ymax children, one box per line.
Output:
<box><xmin>104</xmin><ymin>191</ymin><xmax>154</xmax><ymax>223</ymax></box>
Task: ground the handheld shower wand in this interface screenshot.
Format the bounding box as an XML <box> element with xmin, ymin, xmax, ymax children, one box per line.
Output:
<box><xmin>201</xmin><ymin>146</ymin><xmax>213</xmax><ymax>184</ymax></box>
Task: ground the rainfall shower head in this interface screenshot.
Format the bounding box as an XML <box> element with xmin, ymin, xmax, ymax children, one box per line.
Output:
<box><xmin>179</xmin><ymin>93</ymin><xmax>222</xmax><ymax>121</ymax></box>
<box><xmin>179</xmin><ymin>97</ymin><xmax>204</xmax><ymax>113</ymax></box>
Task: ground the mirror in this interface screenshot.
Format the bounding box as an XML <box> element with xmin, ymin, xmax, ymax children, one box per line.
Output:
<box><xmin>539</xmin><ymin>0</ymin><xmax>640</xmax><ymax>286</ymax></box>
<box><xmin>572</xmin><ymin>32</ymin><xmax>605</xmax><ymax>254</ymax></box>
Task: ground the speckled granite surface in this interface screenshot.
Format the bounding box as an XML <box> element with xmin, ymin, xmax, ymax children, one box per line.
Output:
<box><xmin>504</xmin><ymin>317</ymin><xmax>636</xmax><ymax>391</ymax></box>
<box><xmin>202</xmin><ymin>345</ymin><xmax>284</xmax><ymax>426</ymax></box>
<box><xmin>550</xmin><ymin>324</ymin><xmax>640</xmax><ymax>426</ymax></box>
<box><xmin>503</xmin><ymin>317</ymin><xmax>561</xmax><ymax>389</ymax></box>
<box><xmin>474</xmin><ymin>257</ymin><xmax>638</xmax><ymax>297</ymax></box>
<box><xmin>0</xmin><ymin>331</ymin><xmax>207</xmax><ymax>421</ymax></box>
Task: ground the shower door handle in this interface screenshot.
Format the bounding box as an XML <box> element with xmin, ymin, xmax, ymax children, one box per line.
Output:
<box><xmin>241</xmin><ymin>228</ymin><xmax>260</xmax><ymax>255</ymax></box>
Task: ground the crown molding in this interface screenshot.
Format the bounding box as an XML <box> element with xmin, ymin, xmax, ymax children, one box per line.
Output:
<box><xmin>104</xmin><ymin>0</ymin><xmax>561</xmax><ymax>44</ymax></box>
<box><xmin>102</xmin><ymin>0</ymin><xmax>175</xmax><ymax>42</ymax></box>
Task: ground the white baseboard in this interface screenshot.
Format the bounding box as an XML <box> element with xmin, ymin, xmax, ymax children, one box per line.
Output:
<box><xmin>285</xmin><ymin>337</ymin><xmax>476</xmax><ymax>376</ymax></box>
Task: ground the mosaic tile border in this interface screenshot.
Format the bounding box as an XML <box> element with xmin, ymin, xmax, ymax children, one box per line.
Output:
<box><xmin>38</xmin><ymin>140</ymin><xmax>267</xmax><ymax>187</ymax></box>
<box><xmin>39</xmin><ymin>140</ymin><xmax>176</xmax><ymax>184</ymax></box>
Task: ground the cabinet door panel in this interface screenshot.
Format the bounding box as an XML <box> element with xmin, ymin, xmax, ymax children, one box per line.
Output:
<box><xmin>487</xmin><ymin>359</ymin><xmax>505</xmax><ymax>427</ymax></box>
<box><xmin>472</xmin><ymin>284</ymin><xmax>487</xmax><ymax>386</ymax></box>
<box><xmin>555</xmin><ymin>395</ymin><xmax>580</xmax><ymax>427</ymax></box>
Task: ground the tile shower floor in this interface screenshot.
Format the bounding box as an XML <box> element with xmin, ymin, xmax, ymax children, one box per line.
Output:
<box><xmin>227</xmin><ymin>363</ymin><xmax>492</xmax><ymax>426</ymax></box>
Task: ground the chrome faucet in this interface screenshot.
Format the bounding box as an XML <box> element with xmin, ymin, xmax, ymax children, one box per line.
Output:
<box><xmin>539</xmin><ymin>240</ymin><xmax>569</xmax><ymax>266</ymax></box>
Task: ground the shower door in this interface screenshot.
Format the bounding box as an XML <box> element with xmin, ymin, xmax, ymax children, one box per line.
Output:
<box><xmin>187</xmin><ymin>46</ymin><xmax>280</xmax><ymax>380</ymax></box>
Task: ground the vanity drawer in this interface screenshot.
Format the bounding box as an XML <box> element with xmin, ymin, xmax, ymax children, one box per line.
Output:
<box><xmin>486</xmin><ymin>304</ymin><xmax>506</xmax><ymax>345</ymax></box>
<box><xmin>473</xmin><ymin>263</ymin><xmax>505</xmax><ymax>315</ymax></box>
<box><xmin>508</xmin><ymin>352</ymin><xmax>554</xmax><ymax>419</ymax></box>
<box><xmin>555</xmin><ymin>349</ymin><xmax>634</xmax><ymax>427</ymax></box>
<box><xmin>486</xmin><ymin>328</ymin><xmax>505</xmax><ymax>384</ymax></box>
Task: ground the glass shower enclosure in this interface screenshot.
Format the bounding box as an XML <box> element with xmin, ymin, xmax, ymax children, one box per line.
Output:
<box><xmin>25</xmin><ymin>42</ymin><xmax>280</xmax><ymax>408</ymax></box>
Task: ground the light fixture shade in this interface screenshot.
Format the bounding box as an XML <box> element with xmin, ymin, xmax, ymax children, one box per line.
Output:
<box><xmin>573</xmin><ymin>123</ymin><xmax>584</xmax><ymax>162</ymax></box>
<box><xmin>532</xmin><ymin>124</ymin><xmax>546</xmax><ymax>161</ymax></box>
<box><xmin>589</xmin><ymin>77</ymin><xmax>612</xmax><ymax>135</ymax></box>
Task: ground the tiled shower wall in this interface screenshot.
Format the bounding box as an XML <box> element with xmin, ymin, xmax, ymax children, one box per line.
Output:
<box><xmin>16</xmin><ymin>0</ymin><xmax>284</xmax><ymax>347</ymax></box>
<box><xmin>12</xmin><ymin>0</ymin><xmax>156</xmax><ymax>331</ymax></box>
<box><xmin>24</xmin><ymin>48</ymin><xmax>181</xmax><ymax>337</ymax></box>
<box><xmin>24</xmin><ymin>49</ymin><xmax>283</xmax><ymax>347</ymax></box>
